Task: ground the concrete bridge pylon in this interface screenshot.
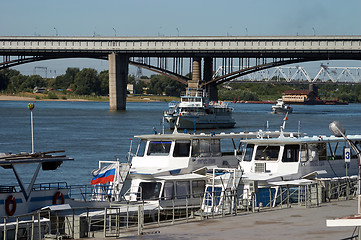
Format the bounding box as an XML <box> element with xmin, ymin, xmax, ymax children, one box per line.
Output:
<box><xmin>190</xmin><ymin>57</ymin><xmax>218</xmax><ymax>101</ymax></box>
<box><xmin>108</xmin><ymin>53</ymin><xmax>129</xmax><ymax>111</ymax></box>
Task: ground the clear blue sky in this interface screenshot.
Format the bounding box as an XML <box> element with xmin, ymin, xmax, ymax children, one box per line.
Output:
<box><xmin>1</xmin><ymin>0</ymin><xmax>361</xmax><ymax>76</ymax></box>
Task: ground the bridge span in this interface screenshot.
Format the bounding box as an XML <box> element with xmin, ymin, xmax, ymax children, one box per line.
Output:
<box><xmin>1</xmin><ymin>35</ymin><xmax>361</xmax><ymax>110</ymax></box>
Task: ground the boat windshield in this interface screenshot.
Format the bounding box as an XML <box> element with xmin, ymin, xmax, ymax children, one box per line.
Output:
<box><xmin>191</xmin><ymin>139</ymin><xmax>221</xmax><ymax>157</ymax></box>
<box><xmin>173</xmin><ymin>140</ymin><xmax>191</xmax><ymax>157</ymax></box>
<box><xmin>242</xmin><ymin>144</ymin><xmax>254</xmax><ymax>162</ymax></box>
<box><xmin>147</xmin><ymin>141</ymin><xmax>172</xmax><ymax>156</ymax></box>
<box><xmin>282</xmin><ymin>145</ymin><xmax>300</xmax><ymax>162</ymax></box>
<box><xmin>255</xmin><ymin>145</ymin><xmax>280</xmax><ymax>161</ymax></box>
<box><xmin>136</xmin><ymin>139</ymin><xmax>147</xmax><ymax>157</ymax></box>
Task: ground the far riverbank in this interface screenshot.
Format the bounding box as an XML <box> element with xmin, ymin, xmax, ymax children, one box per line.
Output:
<box><xmin>0</xmin><ymin>94</ymin><xmax>179</xmax><ymax>103</ymax></box>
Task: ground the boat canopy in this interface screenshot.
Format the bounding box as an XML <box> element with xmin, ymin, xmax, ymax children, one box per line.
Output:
<box><xmin>0</xmin><ymin>151</ymin><xmax>73</xmax><ymax>169</ymax></box>
<box><xmin>134</xmin><ymin>131</ymin><xmax>305</xmax><ymax>141</ymax></box>
<box><xmin>240</xmin><ymin>134</ymin><xmax>361</xmax><ymax>145</ymax></box>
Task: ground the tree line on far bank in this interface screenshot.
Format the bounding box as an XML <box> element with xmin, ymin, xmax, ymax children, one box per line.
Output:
<box><xmin>1</xmin><ymin>67</ymin><xmax>361</xmax><ymax>103</ymax></box>
<box><xmin>0</xmin><ymin>68</ymin><xmax>186</xmax><ymax>97</ymax></box>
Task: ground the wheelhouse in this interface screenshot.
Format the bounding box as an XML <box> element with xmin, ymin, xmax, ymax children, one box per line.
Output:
<box><xmin>239</xmin><ymin>135</ymin><xmax>361</xmax><ymax>177</ymax></box>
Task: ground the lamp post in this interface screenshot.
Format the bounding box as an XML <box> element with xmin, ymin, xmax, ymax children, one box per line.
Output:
<box><xmin>329</xmin><ymin>121</ymin><xmax>361</xmax><ymax>195</ymax></box>
<box><xmin>28</xmin><ymin>103</ymin><xmax>35</xmax><ymax>154</ymax></box>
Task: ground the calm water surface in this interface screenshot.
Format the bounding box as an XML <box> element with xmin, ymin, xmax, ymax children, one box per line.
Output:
<box><xmin>1</xmin><ymin>100</ymin><xmax>361</xmax><ymax>186</ymax></box>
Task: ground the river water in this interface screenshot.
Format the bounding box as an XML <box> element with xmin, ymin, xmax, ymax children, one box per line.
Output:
<box><xmin>1</xmin><ymin>100</ymin><xmax>361</xmax><ymax>186</ymax></box>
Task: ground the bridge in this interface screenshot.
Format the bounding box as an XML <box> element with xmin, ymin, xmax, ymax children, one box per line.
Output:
<box><xmin>1</xmin><ymin>35</ymin><xmax>361</xmax><ymax>110</ymax></box>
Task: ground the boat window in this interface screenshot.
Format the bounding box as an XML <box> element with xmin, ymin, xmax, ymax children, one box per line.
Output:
<box><xmin>139</xmin><ymin>182</ymin><xmax>161</xmax><ymax>200</ymax></box>
<box><xmin>176</xmin><ymin>181</ymin><xmax>190</xmax><ymax>199</ymax></box>
<box><xmin>192</xmin><ymin>180</ymin><xmax>206</xmax><ymax>198</ymax></box>
<box><xmin>326</xmin><ymin>141</ymin><xmax>346</xmax><ymax>160</ymax></box>
<box><xmin>173</xmin><ymin>141</ymin><xmax>191</xmax><ymax>157</ymax></box>
<box><xmin>242</xmin><ymin>144</ymin><xmax>254</xmax><ymax>162</ymax></box>
<box><xmin>162</xmin><ymin>182</ymin><xmax>174</xmax><ymax>200</ymax></box>
<box><xmin>255</xmin><ymin>146</ymin><xmax>280</xmax><ymax>161</ymax></box>
<box><xmin>317</xmin><ymin>143</ymin><xmax>327</xmax><ymax>161</ymax></box>
<box><xmin>147</xmin><ymin>141</ymin><xmax>172</xmax><ymax>156</ymax></box>
<box><xmin>302</xmin><ymin>143</ymin><xmax>327</xmax><ymax>162</ymax></box>
<box><xmin>136</xmin><ymin>139</ymin><xmax>147</xmax><ymax>157</ymax></box>
<box><xmin>282</xmin><ymin>145</ymin><xmax>299</xmax><ymax>162</ymax></box>
<box><xmin>300</xmin><ymin>144</ymin><xmax>308</xmax><ymax>162</ymax></box>
<box><xmin>191</xmin><ymin>139</ymin><xmax>221</xmax><ymax>157</ymax></box>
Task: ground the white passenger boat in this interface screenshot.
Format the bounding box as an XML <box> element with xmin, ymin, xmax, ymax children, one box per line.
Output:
<box><xmin>201</xmin><ymin>121</ymin><xmax>361</xmax><ymax>213</ymax></box>
<box><xmin>164</xmin><ymin>88</ymin><xmax>236</xmax><ymax>129</ymax></box>
<box><xmin>91</xmin><ymin>128</ymin><xmax>304</xmax><ymax>209</ymax></box>
<box><xmin>238</xmin><ymin>133</ymin><xmax>360</xmax><ymax>182</ymax></box>
<box><xmin>272</xmin><ymin>99</ymin><xmax>293</xmax><ymax>114</ymax></box>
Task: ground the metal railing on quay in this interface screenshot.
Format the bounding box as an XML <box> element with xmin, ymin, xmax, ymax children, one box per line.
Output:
<box><xmin>1</xmin><ymin>177</ymin><xmax>358</xmax><ymax>239</ymax></box>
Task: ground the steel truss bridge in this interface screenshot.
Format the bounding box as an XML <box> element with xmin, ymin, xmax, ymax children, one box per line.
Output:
<box><xmin>215</xmin><ymin>65</ymin><xmax>361</xmax><ymax>84</ymax></box>
<box><xmin>1</xmin><ymin>35</ymin><xmax>361</xmax><ymax>109</ymax></box>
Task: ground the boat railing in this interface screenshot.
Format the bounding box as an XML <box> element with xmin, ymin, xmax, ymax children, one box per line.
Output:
<box><xmin>0</xmin><ymin>185</ymin><xmax>16</xmax><ymax>193</ymax></box>
<box><xmin>2</xmin><ymin>177</ymin><xmax>358</xmax><ymax>239</ymax></box>
<box><xmin>181</xmin><ymin>88</ymin><xmax>206</xmax><ymax>98</ymax></box>
<box><xmin>32</xmin><ymin>182</ymin><xmax>68</xmax><ymax>191</ymax></box>
<box><xmin>68</xmin><ymin>184</ymin><xmax>117</xmax><ymax>202</ymax></box>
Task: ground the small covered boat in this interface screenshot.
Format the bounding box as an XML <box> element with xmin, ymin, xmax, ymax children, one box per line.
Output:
<box><xmin>272</xmin><ymin>99</ymin><xmax>293</xmax><ymax>114</ymax></box>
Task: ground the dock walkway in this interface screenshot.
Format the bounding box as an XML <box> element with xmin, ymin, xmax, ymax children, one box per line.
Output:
<box><xmin>94</xmin><ymin>199</ymin><xmax>359</xmax><ymax>240</ymax></box>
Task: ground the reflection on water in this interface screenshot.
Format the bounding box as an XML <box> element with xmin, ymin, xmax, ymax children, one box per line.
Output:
<box><xmin>0</xmin><ymin>100</ymin><xmax>360</xmax><ymax>185</ymax></box>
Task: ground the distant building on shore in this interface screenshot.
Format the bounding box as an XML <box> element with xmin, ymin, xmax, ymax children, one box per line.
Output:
<box><xmin>282</xmin><ymin>84</ymin><xmax>317</xmax><ymax>104</ymax></box>
<box><xmin>282</xmin><ymin>84</ymin><xmax>347</xmax><ymax>105</ymax></box>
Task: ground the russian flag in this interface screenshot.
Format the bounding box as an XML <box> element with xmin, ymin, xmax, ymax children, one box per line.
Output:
<box><xmin>91</xmin><ymin>163</ymin><xmax>116</xmax><ymax>185</ymax></box>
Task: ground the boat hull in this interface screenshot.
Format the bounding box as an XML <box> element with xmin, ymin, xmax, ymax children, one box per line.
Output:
<box><xmin>272</xmin><ymin>107</ymin><xmax>293</xmax><ymax>114</ymax></box>
<box><xmin>0</xmin><ymin>189</ymin><xmax>69</xmax><ymax>218</ymax></box>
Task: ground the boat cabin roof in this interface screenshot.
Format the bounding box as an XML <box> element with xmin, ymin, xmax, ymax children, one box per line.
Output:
<box><xmin>0</xmin><ymin>151</ymin><xmax>73</xmax><ymax>167</ymax></box>
<box><xmin>240</xmin><ymin>134</ymin><xmax>361</xmax><ymax>145</ymax></box>
<box><xmin>154</xmin><ymin>173</ymin><xmax>207</xmax><ymax>181</ymax></box>
<box><xmin>134</xmin><ymin>131</ymin><xmax>305</xmax><ymax>141</ymax></box>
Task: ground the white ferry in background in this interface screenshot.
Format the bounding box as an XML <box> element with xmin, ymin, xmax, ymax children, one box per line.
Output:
<box><xmin>164</xmin><ymin>88</ymin><xmax>236</xmax><ymax>129</ymax></box>
<box><xmin>272</xmin><ymin>99</ymin><xmax>293</xmax><ymax>114</ymax></box>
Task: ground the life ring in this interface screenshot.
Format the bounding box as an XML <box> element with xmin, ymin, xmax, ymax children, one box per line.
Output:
<box><xmin>52</xmin><ymin>191</ymin><xmax>65</xmax><ymax>205</ymax></box>
<box><xmin>5</xmin><ymin>195</ymin><xmax>16</xmax><ymax>216</ymax></box>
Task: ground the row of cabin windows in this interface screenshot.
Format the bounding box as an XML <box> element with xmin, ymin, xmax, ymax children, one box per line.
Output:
<box><xmin>243</xmin><ymin>142</ymin><xmax>356</xmax><ymax>162</ymax></box>
<box><xmin>244</xmin><ymin>144</ymin><xmax>315</xmax><ymax>162</ymax></box>
<box><xmin>136</xmin><ymin>139</ymin><xmax>221</xmax><ymax>157</ymax></box>
<box><xmin>138</xmin><ymin>180</ymin><xmax>206</xmax><ymax>200</ymax></box>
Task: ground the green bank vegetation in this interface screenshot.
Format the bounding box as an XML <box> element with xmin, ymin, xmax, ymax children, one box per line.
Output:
<box><xmin>1</xmin><ymin>68</ymin><xmax>361</xmax><ymax>103</ymax></box>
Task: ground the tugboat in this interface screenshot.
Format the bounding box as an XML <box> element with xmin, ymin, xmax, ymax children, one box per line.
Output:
<box><xmin>164</xmin><ymin>87</ymin><xmax>236</xmax><ymax>129</ymax></box>
<box><xmin>272</xmin><ymin>99</ymin><xmax>293</xmax><ymax>114</ymax></box>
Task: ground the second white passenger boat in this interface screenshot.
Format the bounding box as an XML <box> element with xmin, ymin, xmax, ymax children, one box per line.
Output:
<box><xmin>164</xmin><ymin>88</ymin><xmax>236</xmax><ymax>129</ymax></box>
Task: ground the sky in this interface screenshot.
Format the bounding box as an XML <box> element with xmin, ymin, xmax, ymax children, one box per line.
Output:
<box><xmin>1</xmin><ymin>0</ymin><xmax>361</xmax><ymax>77</ymax></box>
